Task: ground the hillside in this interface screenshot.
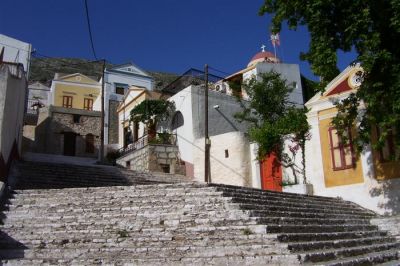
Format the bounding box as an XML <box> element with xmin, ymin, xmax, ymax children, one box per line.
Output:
<box><xmin>29</xmin><ymin>57</ymin><xmax>178</xmax><ymax>90</ymax></box>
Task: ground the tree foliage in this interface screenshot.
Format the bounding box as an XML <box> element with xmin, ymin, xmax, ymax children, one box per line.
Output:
<box><xmin>234</xmin><ymin>72</ymin><xmax>310</xmax><ymax>182</ymax></box>
<box><xmin>260</xmin><ymin>0</ymin><xmax>400</xmax><ymax>151</ymax></box>
<box><xmin>129</xmin><ymin>99</ymin><xmax>175</xmax><ymax>127</ymax></box>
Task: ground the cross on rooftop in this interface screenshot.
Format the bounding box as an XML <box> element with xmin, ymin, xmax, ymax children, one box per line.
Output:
<box><xmin>261</xmin><ymin>44</ymin><xmax>266</xmax><ymax>52</ymax></box>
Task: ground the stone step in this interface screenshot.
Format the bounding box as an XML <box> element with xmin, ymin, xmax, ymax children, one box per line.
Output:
<box><xmin>266</xmin><ymin>224</ymin><xmax>379</xmax><ymax>234</ymax></box>
<box><xmin>257</xmin><ymin>216</ymin><xmax>371</xmax><ymax>226</ymax></box>
<box><xmin>0</xmin><ymin>215</ymin><xmax>261</xmax><ymax>232</ymax></box>
<box><xmin>221</xmin><ymin>191</ymin><xmax>359</xmax><ymax>210</ymax></box>
<box><xmin>231</xmin><ymin>196</ymin><xmax>368</xmax><ymax>213</ymax></box>
<box><xmin>278</xmin><ymin>231</ymin><xmax>390</xmax><ymax>243</ymax></box>
<box><xmin>288</xmin><ymin>236</ymin><xmax>397</xmax><ymax>252</ymax></box>
<box><xmin>4</xmin><ymin>194</ymin><xmax>228</xmax><ymax>211</ymax></box>
<box><xmin>239</xmin><ymin>203</ymin><xmax>372</xmax><ymax>216</ymax></box>
<box><xmin>2</xmin><ymin>202</ymin><xmax>238</xmax><ymax>218</ymax></box>
<box><xmin>299</xmin><ymin>242</ymin><xmax>400</xmax><ymax>263</ymax></box>
<box><xmin>250</xmin><ymin>209</ymin><xmax>374</xmax><ymax>220</ymax></box>
<box><xmin>7</xmin><ymin>189</ymin><xmax>222</xmax><ymax>203</ymax></box>
<box><xmin>0</xmin><ymin>253</ymin><xmax>300</xmax><ymax>266</ymax></box>
<box><xmin>2</xmin><ymin>209</ymin><xmax>251</xmax><ymax>224</ymax></box>
<box><xmin>0</xmin><ymin>224</ymin><xmax>268</xmax><ymax>239</ymax></box>
<box><xmin>0</xmin><ymin>232</ymin><xmax>279</xmax><ymax>251</ymax></box>
<box><xmin>11</xmin><ymin>183</ymin><xmax>205</xmax><ymax>195</ymax></box>
<box><xmin>210</xmin><ymin>183</ymin><xmax>356</xmax><ymax>204</ymax></box>
<box><xmin>317</xmin><ymin>249</ymin><xmax>400</xmax><ymax>266</ymax></box>
<box><xmin>0</xmin><ymin>242</ymin><xmax>291</xmax><ymax>260</ymax></box>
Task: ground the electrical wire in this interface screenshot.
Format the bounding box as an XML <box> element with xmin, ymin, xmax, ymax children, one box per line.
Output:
<box><xmin>208</xmin><ymin>65</ymin><xmax>232</xmax><ymax>76</ymax></box>
<box><xmin>84</xmin><ymin>0</ymin><xmax>98</xmax><ymax>60</ymax></box>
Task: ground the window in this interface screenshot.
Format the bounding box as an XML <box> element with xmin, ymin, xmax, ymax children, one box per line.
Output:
<box><xmin>73</xmin><ymin>114</ymin><xmax>81</xmax><ymax>123</ymax></box>
<box><xmin>83</xmin><ymin>98</ymin><xmax>93</xmax><ymax>111</ymax></box>
<box><xmin>85</xmin><ymin>134</ymin><xmax>94</xmax><ymax>153</ymax></box>
<box><xmin>62</xmin><ymin>96</ymin><xmax>73</xmax><ymax>108</ymax></box>
<box><xmin>115</xmin><ymin>83</ymin><xmax>128</xmax><ymax>95</ymax></box>
<box><xmin>377</xmin><ymin>127</ymin><xmax>399</xmax><ymax>162</ymax></box>
<box><xmin>328</xmin><ymin>127</ymin><xmax>355</xmax><ymax>170</ymax></box>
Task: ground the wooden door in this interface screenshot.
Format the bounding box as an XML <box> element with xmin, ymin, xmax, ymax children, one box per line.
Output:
<box><xmin>63</xmin><ymin>132</ymin><xmax>76</xmax><ymax>156</ymax></box>
<box><xmin>260</xmin><ymin>152</ymin><xmax>282</xmax><ymax>192</ymax></box>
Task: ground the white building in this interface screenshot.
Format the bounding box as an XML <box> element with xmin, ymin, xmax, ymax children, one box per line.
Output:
<box><xmin>167</xmin><ymin>50</ymin><xmax>305</xmax><ymax>188</ymax></box>
<box><xmin>0</xmin><ymin>34</ymin><xmax>32</xmax><ymax>78</ymax></box>
<box><xmin>103</xmin><ymin>63</ymin><xmax>153</xmax><ymax>151</ymax></box>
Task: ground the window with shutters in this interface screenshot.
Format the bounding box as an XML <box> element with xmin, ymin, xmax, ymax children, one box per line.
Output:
<box><xmin>83</xmin><ymin>98</ymin><xmax>93</xmax><ymax>111</ymax></box>
<box><xmin>62</xmin><ymin>96</ymin><xmax>73</xmax><ymax>108</ymax></box>
<box><xmin>328</xmin><ymin>127</ymin><xmax>355</xmax><ymax>170</ymax></box>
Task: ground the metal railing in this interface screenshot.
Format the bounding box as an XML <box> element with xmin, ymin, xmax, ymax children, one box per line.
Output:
<box><xmin>118</xmin><ymin>133</ymin><xmax>177</xmax><ymax>156</ymax></box>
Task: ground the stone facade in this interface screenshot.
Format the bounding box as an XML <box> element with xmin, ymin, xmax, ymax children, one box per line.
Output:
<box><xmin>116</xmin><ymin>144</ymin><xmax>185</xmax><ymax>175</ymax></box>
<box><xmin>24</xmin><ymin>106</ymin><xmax>101</xmax><ymax>158</ymax></box>
<box><xmin>108</xmin><ymin>100</ymin><xmax>119</xmax><ymax>144</ymax></box>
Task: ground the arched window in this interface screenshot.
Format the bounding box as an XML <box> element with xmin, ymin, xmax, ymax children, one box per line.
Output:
<box><xmin>86</xmin><ymin>134</ymin><xmax>95</xmax><ymax>153</ymax></box>
<box><xmin>171</xmin><ymin>111</ymin><xmax>184</xmax><ymax>130</ymax></box>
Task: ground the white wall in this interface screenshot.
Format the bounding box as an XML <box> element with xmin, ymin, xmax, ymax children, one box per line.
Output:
<box><xmin>0</xmin><ymin>64</ymin><xmax>27</xmax><ymax>162</ymax></box>
<box><xmin>250</xmin><ymin>143</ymin><xmax>261</xmax><ymax>189</ymax></box>
<box><xmin>169</xmin><ymin>86</ymin><xmax>195</xmax><ymax>165</ymax></box>
<box><xmin>0</xmin><ymin>34</ymin><xmax>32</xmax><ymax>77</ymax></box>
<box><xmin>193</xmin><ymin>132</ymin><xmax>251</xmax><ymax>186</ymax></box>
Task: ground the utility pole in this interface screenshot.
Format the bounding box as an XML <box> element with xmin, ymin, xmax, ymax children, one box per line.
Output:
<box><xmin>100</xmin><ymin>59</ymin><xmax>106</xmax><ymax>162</ymax></box>
<box><xmin>204</xmin><ymin>64</ymin><xmax>211</xmax><ymax>183</ymax></box>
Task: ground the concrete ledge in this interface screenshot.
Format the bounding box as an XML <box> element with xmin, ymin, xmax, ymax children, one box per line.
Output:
<box><xmin>283</xmin><ymin>184</ymin><xmax>314</xmax><ymax>195</ymax></box>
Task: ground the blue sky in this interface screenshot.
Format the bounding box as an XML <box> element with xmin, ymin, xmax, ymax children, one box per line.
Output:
<box><xmin>0</xmin><ymin>0</ymin><xmax>356</xmax><ymax>80</ymax></box>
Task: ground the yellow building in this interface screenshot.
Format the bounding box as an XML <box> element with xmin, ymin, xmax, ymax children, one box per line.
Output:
<box><xmin>305</xmin><ymin>64</ymin><xmax>400</xmax><ymax>215</ymax></box>
<box><xmin>50</xmin><ymin>73</ymin><xmax>101</xmax><ymax>111</ymax></box>
<box><xmin>117</xmin><ymin>86</ymin><xmax>161</xmax><ymax>148</ymax></box>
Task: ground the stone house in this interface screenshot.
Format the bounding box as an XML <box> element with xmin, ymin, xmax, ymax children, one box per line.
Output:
<box><xmin>33</xmin><ymin>106</ymin><xmax>101</xmax><ymax>157</ymax></box>
<box><xmin>305</xmin><ymin>64</ymin><xmax>400</xmax><ymax>215</ymax></box>
<box><xmin>23</xmin><ymin>73</ymin><xmax>102</xmax><ymax>158</ymax></box>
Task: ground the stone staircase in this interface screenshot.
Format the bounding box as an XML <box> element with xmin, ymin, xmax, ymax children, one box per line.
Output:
<box><xmin>0</xmin><ymin>161</ymin><xmax>399</xmax><ymax>265</ymax></box>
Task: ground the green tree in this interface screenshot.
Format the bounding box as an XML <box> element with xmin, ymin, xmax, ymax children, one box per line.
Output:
<box><xmin>234</xmin><ymin>72</ymin><xmax>310</xmax><ymax>184</ymax></box>
<box><xmin>129</xmin><ymin>99</ymin><xmax>175</xmax><ymax>137</ymax></box>
<box><xmin>260</xmin><ymin>0</ymin><xmax>400</xmax><ymax>151</ymax></box>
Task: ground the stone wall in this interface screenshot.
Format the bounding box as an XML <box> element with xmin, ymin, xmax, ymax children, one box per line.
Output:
<box><xmin>116</xmin><ymin>144</ymin><xmax>185</xmax><ymax>175</ymax></box>
<box><xmin>25</xmin><ymin>106</ymin><xmax>102</xmax><ymax>158</ymax></box>
<box><xmin>108</xmin><ymin>100</ymin><xmax>119</xmax><ymax>144</ymax></box>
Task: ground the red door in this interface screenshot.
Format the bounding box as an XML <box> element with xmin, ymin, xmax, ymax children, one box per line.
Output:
<box><xmin>260</xmin><ymin>152</ymin><xmax>282</xmax><ymax>192</ymax></box>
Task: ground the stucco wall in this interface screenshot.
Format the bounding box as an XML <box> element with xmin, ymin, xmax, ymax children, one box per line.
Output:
<box><xmin>0</xmin><ymin>64</ymin><xmax>26</xmax><ymax>163</ymax></box>
<box><xmin>255</xmin><ymin>63</ymin><xmax>304</xmax><ymax>105</ymax></box>
<box><xmin>0</xmin><ymin>34</ymin><xmax>32</xmax><ymax>77</ymax></box>
<box><xmin>193</xmin><ymin>132</ymin><xmax>251</xmax><ymax>187</ymax></box>
<box><xmin>306</xmin><ymin>100</ymin><xmax>400</xmax><ymax>215</ymax></box>
<box><xmin>169</xmin><ymin>86</ymin><xmax>195</xmax><ymax>166</ymax></box>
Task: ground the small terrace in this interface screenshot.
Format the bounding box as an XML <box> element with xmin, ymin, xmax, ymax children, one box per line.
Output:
<box><xmin>116</xmin><ymin>132</ymin><xmax>185</xmax><ymax>175</ymax></box>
